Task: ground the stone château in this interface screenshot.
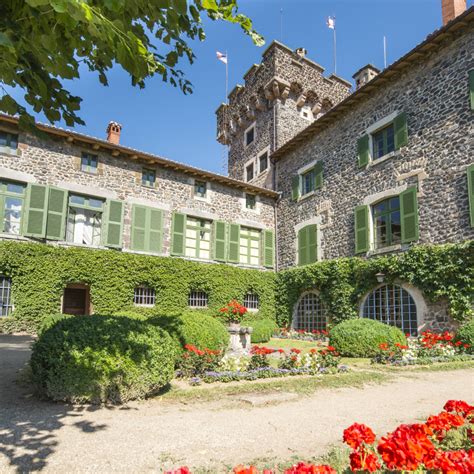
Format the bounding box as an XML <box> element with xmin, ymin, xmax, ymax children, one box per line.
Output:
<box><xmin>0</xmin><ymin>1</ymin><xmax>472</xmax><ymax>335</ymax></box>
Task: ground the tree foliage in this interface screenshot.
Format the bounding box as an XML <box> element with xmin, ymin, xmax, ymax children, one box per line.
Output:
<box><xmin>0</xmin><ymin>0</ymin><xmax>263</xmax><ymax>128</ymax></box>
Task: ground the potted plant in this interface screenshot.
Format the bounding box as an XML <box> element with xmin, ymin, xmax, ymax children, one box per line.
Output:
<box><xmin>218</xmin><ymin>300</ymin><xmax>248</xmax><ymax>329</ymax></box>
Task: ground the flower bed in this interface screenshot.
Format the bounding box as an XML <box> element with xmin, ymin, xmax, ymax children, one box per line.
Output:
<box><xmin>372</xmin><ymin>330</ymin><xmax>473</xmax><ymax>366</ymax></box>
<box><xmin>166</xmin><ymin>399</ymin><xmax>474</xmax><ymax>473</ymax></box>
<box><xmin>273</xmin><ymin>327</ymin><xmax>328</xmax><ymax>342</ymax></box>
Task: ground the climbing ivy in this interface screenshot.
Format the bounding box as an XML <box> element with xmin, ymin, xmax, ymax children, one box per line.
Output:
<box><xmin>276</xmin><ymin>241</ymin><xmax>474</xmax><ymax>328</ymax></box>
<box><xmin>0</xmin><ymin>241</ymin><xmax>275</xmax><ymax>333</ymax></box>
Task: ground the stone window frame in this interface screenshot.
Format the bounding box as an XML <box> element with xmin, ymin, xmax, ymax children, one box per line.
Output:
<box><xmin>257</xmin><ymin>146</ymin><xmax>270</xmax><ymax>175</ymax></box>
<box><xmin>141</xmin><ymin>167</ymin><xmax>157</xmax><ymax>188</ymax></box>
<box><xmin>365</xmin><ymin>111</ymin><xmax>402</xmax><ymax>167</ymax></box>
<box><xmin>358</xmin><ymin>281</ymin><xmax>428</xmax><ymax>336</ymax></box>
<box><xmin>244</xmin><ymin>122</ymin><xmax>256</xmax><ymax>148</ymax></box>
<box><xmin>296</xmin><ymin>159</ymin><xmax>319</xmax><ymax>201</ymax></box>
<box><xmin>0</xmin><ymin>128</ymin><xmax>19</xmax><ymax>156</ymax></box>
<box><xmin>80</xmin><ymin>152</ymin><xmax>99</xmax><ymax>174</ymax></box>
<box><xmin>244</xmin><ymin>156</ymin><xmax>256</xmax><ymax>183</ymax></box>
<box><xmin>294</xmin><ymin>216</ymin><xmax>322</xmax><ymax>265</ymax></box>
<box><xmin>241</xmin><ymin>191</ymin><xmax>260</xmax><ymax>214</ymax></box>
<box><xmin>190</xmin><ymin>177</ymin><xmax>212</xmax><ymax>203</ymax></box>
<box><xmin>363</xmin><ymin>184</ymin><xmax>408</xmax><ymax>256</ymax></box>
<box><xmin>299</xmin><ymin>106</ymin><xmax>314</xmax><ymax>122</ymax></box>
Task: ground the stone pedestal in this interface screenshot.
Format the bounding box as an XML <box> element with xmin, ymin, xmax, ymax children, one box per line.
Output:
<box><xmin>227</xmin><ymin>325</ymin><xmax>253</xmax><ymax>355</ymax></box>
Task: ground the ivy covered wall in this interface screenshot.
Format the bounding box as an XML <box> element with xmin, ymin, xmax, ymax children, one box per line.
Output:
<box><xmin>276</xmin><ymin>241</ymin><xmax>473</xmax><ymax>328</ymax></box>
<box><xmin>0</xmin><ymin>241</ymin><xmax>276</xmax><ymax>333</ymax></box>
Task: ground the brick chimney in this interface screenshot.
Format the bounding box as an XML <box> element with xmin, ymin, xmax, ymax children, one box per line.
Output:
<box><xmin>441</xmin><ymin>0</ymin><xmax>466</xmax><ymax>25</ymax></box>
<box><xmin>352</xmin><ymin>64</ymin><xmax>380</xmax><ymax>90</ymax></box>
<box><xmin>106</xmin><ymin>121</ymin><xmax>122</xmax><ymax>145</ymax></box>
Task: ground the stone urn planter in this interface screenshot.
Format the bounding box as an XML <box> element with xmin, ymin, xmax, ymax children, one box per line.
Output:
<box><xmin>227</xmin><ymin>323</ymin><xmax>253</xmax><ymax>356</ymax></box>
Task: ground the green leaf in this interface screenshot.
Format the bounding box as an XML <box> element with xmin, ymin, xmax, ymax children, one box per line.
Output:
<box><xmin>0</xmin><ymin>95</ymin><xmax>19</xmax><ymax>115</ymax></box>
<box><xmin>0</xmin><ymin>32</ymin><xmax>13</xmax><ymax>48</ymax></box>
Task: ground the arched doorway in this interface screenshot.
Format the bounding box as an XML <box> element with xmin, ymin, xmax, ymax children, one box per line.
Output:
<box><xmin>293</xmin><ymin>291</ymin><xmax>328</xmax><ymax>332</ymax></box>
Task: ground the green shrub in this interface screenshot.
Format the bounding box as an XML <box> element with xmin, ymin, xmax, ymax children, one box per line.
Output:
<box><xmin>329</xmin><ymin>318</ymin><xmax>406</xmax><ymax>358</ymax></box>
<box><xmin>150</xmin><ymin>310</ymin><xmax>229</xmax><ymax>353</ymax></box>
<box><xmin>37</xmin><ymin>313</ymin><xmax>73</xmax><ymax>336</ymax></box>
<box><xmin>454</xmin><ymin>319</ymin><xmax>474</xmax><ymax>353</ymax></box>
<box><xmin>30</xmin><ymin>315</ymin><xmax>176</xmax><ymax>404</ymax></box>
<box><xmin>245</xmin><ymin>319</ymin><xmax>278</xmax><ymax>343</ymax></box>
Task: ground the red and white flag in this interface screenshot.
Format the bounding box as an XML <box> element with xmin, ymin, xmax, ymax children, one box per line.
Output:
<box><xmin>216</xmin><ymin>51</ymin><xmax>228</xmax><ymax>64</ymax></box>
<box><xmin>327</xmin><ymin>16</ymin><xmax>335</xmax><ymax>30</ymax></box>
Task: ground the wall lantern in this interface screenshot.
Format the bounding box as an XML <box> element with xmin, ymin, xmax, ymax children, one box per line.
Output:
<box><xmin>375</xmin><ymin>272</ymin><xmax>385</xmax><ymax>283</ymax></box>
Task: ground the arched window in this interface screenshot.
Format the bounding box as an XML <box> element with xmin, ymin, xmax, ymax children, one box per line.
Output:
<box><xmin>362</xmin><ymin>284</ymin><xmax>418</xmax><ymax>336</ymax></box>
<box><xmin>293</xmin><ymin>292</ymin><xmax>327</xmax><ymax>332</ymax></box>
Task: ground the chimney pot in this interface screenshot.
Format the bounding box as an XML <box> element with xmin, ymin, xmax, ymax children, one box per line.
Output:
<box><xmin>106</xmin><ymin>121</ymin><xmax>122</xmax><ymax>145</ymax></box>
<box><xmin>352</xmin><ymin>64</ymin><xmax>381</xmax><ymax>90</ymax></box>
<box><xmin>441</xmin><ymin>0</ymin><xmax>466</xmax><ymax>25</ymax></box>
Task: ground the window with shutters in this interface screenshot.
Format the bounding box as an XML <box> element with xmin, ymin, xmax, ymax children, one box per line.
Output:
<box><xmin>362</xmin><ymin>284</ymin><xmax>418</xmax><ymax>336</ymax></box>
<box><xmin>244</xmin><ymin>293</ymin><xmax>259</xmax><ymax>311</ymax></box>
<box><xmin>244</xmin><ymin>123</ymin><xmax>256</xmax><ymax>147</ymax></box>
<box><xmin>245</xmin><ymin>193</ymin><xmax>256</xmax><ymax>210</ymax></box>
<box><xmin>0</xmin><ymin>180</ymin><xmax>26</xmax><ymax>235</ymax></box>
<box><xmin>297</xmin><ymin>224</ymin><xmax>318</xmax><ymax>266</ymax></box>
<box><xmin>293</xmin><ymin>292</ymin><xmax>327</xmax><ymax>332</ymax></box>
<box><xmin>372</xmin><ymin>124</ymin><xmax>395</xmax><ymax>160</ymax></box>
<box><xmin>66</xmin><ymin>194</ymin><xmax>104</xmax><ymax>246</ymax></box>
<box><xmin>301</xmin><ymin>168</ymin><xmax>316</xmax><ymax>195</ymax></box>
<box><xmin>0</xmin><ymin>131</ymin><xmax>18</xmax><ymax>152</ymax></box>
<box><xmin>130</xmin><ymin>205</ymin><xmax>163</xmax><ymax>254</ymax></box>
<box><xmin>372</xmin><ymin>196</ymin><xmax>401</xmax><ymax>249</ymax></box>
<box><xmin>239</xmin><ymin>226</ymin><xmax>260</xmax><ymax>266</ymax></box>
<box><xmin>142</xmin><ymin>168</ymin><xmax>156</xmax><ymax>187</ymax></box>
<box><xmin>134</xmin><ymin>286</ymin><xmax>156</xmax><ymax>306</ymax></box>
<box><xmin>194</xmin><ymin>180</ymin><xmax>207</xmax><ymax>199</ymax></box>
<box><xmin>188</xmin><ymin>290</ymin><xmax>208</xmax><ymax>308</ymax></box>
<box><xmin>81</xmin><ymin>152</ymin><xmax>98</xmax><ymax>173</ymax></box>
<box><xmin>0</xmin><ymin>276</ymin><xmax>13</xmax><ymax>316</ymax></box>
<box><xmin>185</xmin><ymin>216</ymin><xmax>211</xmax><ymax>260</ymax></box>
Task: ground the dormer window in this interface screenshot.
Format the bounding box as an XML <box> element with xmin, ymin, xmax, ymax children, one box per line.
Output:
<box><xmin>244</xmin><ymin>123</ymin><xmax>256</xmax><ymax>147</ymax></box>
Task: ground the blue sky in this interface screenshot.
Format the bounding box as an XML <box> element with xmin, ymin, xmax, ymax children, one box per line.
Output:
<box><xmin>10</xmin><ymin>0</ymin><xmax>472</xmax><ymax>173</ymax></box>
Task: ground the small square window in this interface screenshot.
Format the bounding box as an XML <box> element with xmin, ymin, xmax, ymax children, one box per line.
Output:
<box><xmin>134</xmin><ymin>286</ymin><xmax>156</xmax><ymax>306</ymax></box>
<box><xmin>245</xmin><ymin>193</ymin><xmax>256</xmax><ymax>210</ymax></box>
<box><xmin>244</xmin><ymin>293</ymin><xmax>259</xmax><ymax>310</ymax></box>
<box><xmin>259</xmin><ymin>152</ymin><xmax>268</xmax><ymax>173</ymax></box>
<box><xmin>0</xmin><ymin>131</ymin><xmax>18</xmax><ymax>151</ymax></box>
<box><xmin>81</xmin><ymin>153</ymin><xmax>98</xmax><ymax>173</ymax></box>
<box><xmin>245</xmin><ymin>126</ymin><xmax>255</xmax><ymax>146</ymax></box>
<box><xmin>142</xmin><ymin>168</ymin><xmax>156</xmax><ymax>187</ymax></box>
<box><xmin>194</xmin><ymin>180</ymin><xmax>207</xmax><ymax>198</ymax></box>
<box><xmin>372</xmin><ymin>124</ymin><xmax>395</xmax><ymax>160</ymax></box>
<box><xmin>301</xmin><ymin>168</ymin><xmax>315</xmax><ymax>195</ymax></box>
<box><xmin>188</xmin><ymin>291</ymin><xmax>208</xmax><ymax>308</ymax></box>
<box><xmin>246</xmin><ymin>163</ymin><xmax>254</xmax><ymax>182</ymax></box>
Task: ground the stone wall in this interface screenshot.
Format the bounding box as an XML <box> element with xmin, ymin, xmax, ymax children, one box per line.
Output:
<box><xmin>275</xmin><ymin>27</ymin><xmax>474</xmax><ymax>270</ymax></box>
<box><xmin>216</xmin><ymin>41</ymin><xmax>351</xmax><ymax>189</ymax></box>
<box><xmin>0</xmin><ymin>129</ymin><xmax>275</xmax><ymax>268</ymax></box>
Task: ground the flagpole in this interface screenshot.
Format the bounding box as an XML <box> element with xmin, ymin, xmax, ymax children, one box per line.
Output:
<box><xmin>225</xmin><ymin>50</ymin><xmax>228</xmax><ymax>105</ymax></box>
<box><xmin>383</xmin><ymin>36</ymin><xmax>387</xmax><ymax>69</ymax></box>
<box><xmin>333</xmin><ymin>21</ymin><xmax>337</xmax><ymax>74</ymax></box>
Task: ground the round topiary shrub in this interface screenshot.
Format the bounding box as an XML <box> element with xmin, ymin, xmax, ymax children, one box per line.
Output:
<box><xmin>329</xmin><ymin>318</ymin><xmax>407</xmax><ymax>358</ymax></box>
<box><xmin>150</xmin><ymin>310</ymin><xmax>229</xmax><ymax>353</ymax></box>
<box><xmin>31</xmin><ymin>315</ymin><xmax>176</xmax><ymax>404</ymax></box>
<box><xmin>246</xmin><ymin>319</ymin><xmax>278</xmax><ymax>343</ymax></box>
<box><xmin>37</xmin><ymin>313</ymin><xmax>73</xmax><ymax>336</ymax></box>
<box><xmin>454</xmin><ymin>319</ymin><xmax>474</xmax><ymax>353</ymax></box>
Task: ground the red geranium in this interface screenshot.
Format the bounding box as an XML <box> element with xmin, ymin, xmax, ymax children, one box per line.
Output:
<box><xmin>343</xmin><ymin>423</ymin><xmax>376</xmax><ymax>449</ymax></box>
<box><xmin>349</xmin><ymin>449</ymin><xmax>380</xmax><ymax>472</ymax></box>
<box><xmin>284</xmin><ymin>463</ymin><xmax>336</xmax><ymax>474</ymax></box>
<box><xmin>443</xmin><ymin>400</ymin><xmax>474</xmax><ymax>418</ymax></box>
<box><xmin>426</xmin><ymin>411</ymin><xmax>465</xmax><ymax>440</ymax></box>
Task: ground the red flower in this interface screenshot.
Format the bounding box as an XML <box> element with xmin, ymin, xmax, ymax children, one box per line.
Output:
<box><xmin>233</xmin><ymin>466</ymin><xmax>259</xmax><ymax>474</ymax></box>
<box><xmin>443</xmin><ymin>400</ymin><xmax>474</xmax><ymax>418</ymax></box>
<box><xmin>165</xmin><ymin>468</ymin><xmax>190</xmax><ymax>474</ymax></box>
<box><xmin>379</xmin><ymin>343</ymin><xmax>389</xmax><ymax>351</ymax></box>
<box><xmin>426</xmin><ymin>411</ymin><xmax>464</xmax><ymax>439</ymax></box>
<box><xmin>290</xmin><ymin>348</ymin><xmax>301</xmax><ymax>354</ymax></box>
<box><xmin>343</xmin><ymin>423</ymin><xmax>376</xmax><ymax>449</ymax></box>
<box><xmin>284</xmin><ymin>462</ymin><xmax>336</xmax><ymax>474</ymax></box>
<box><xmin>349</xmin><ymin>449</ymin><xmax>380</xmax><ymax>472</ymax></box>
<box><xmin>327</xmin><ymin>346</ymin><xmax>336</xmax><ymax>352</ymax></box>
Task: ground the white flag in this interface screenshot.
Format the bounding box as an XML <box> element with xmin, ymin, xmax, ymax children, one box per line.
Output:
<box><xmin>327</xmin><ymin>16</ymin><xmax>335</xmax><ymax>30</ymax></box>
<box><xmin>216</xmin><ymin>51</ymin><xmax>228</xmax><ymax>64</ymax></box>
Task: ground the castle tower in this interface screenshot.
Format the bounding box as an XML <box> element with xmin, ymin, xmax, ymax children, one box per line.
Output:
<box><xmin>216</xmin><ymin>41</ymin><xmax>352</xmax><ymax>189</ymax></box>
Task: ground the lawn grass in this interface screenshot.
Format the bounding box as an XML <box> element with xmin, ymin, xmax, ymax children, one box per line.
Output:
<box><xmin>158</xmin><ymin>370</ymin><xmax>391</xmax><ymax>404</ymax></box>
<box><xmin>263</xmin><ymin>337</ymin><xmax>324</xmax><ymax>353</ymax></box>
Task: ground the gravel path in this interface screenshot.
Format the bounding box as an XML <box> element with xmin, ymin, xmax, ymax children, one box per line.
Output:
<box><xmin>1</xmin><ymin>334</ymin><xmax>473</xmax><ymax>473</ymax></box>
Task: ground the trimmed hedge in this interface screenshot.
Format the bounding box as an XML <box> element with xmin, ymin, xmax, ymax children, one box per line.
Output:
<box><xmin>276</xmin><ymin>242</ymin><xmax>473</xmax><ymax>327</ymax></box>
<box><xmin>454</xmin><ymin>319</ymin><xmax>474</xmax><ymax>354</ymax></box>
<box><xmin>0</xmin><ymin>241</ymin><xmax>276</xmax><ymax>334</ymax></box>
<box><xmin>245</xmin><ymin>318</ymin><xmax>278</xmax><ymax>343</ymax></box>
<box><xmin>31</xmin><ymin>315</ymin><xmax>176</xmax><ymax>404</ymax></box>
<box><xmin>329</xmin><ymin>319</ymin><xmax>407</xmax><ymax>358</ymax></box>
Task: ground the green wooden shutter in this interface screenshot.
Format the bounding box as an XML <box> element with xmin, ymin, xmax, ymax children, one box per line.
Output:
<box><xmin>228</xmin><ymin>223</ymin><xmax>240</xmax><ymax>263</ymax></box>
<box><xmin>469</xmin><ymin>70</ymin><xmax>474</xmax><ymax>110</ymax></box>
<box><xmin>307</xmin><ymin>224</ymin><xmax>317</xmax><ymax>264</ymax></box>
<box><xmin>103</xmin><ymin>200</ymin><xmax>124</xmax><ymax>248</ymax></box>
<box><xmin>291</xmin><ymin>176</ymin><xmax>300</xmax><ymax>201</ymax></box>
<box><xmin>357</xmin><ymin>135</ymin><xmax>369</xmax><ymax>168</ymax></box>
<box><xmin>298</xmin><ymin>227</ymin><xmax>307</xmax><ymax>266</ymax></box>
<box><xmin>394</xmin><ymin>112</ymin><xmax>408</xmax><ymax>149</ymax></box>
<box><xmin>130</xmin><ymin>205</ymin><xmax>147</xmax><ymax>251</ymax></box>
<box><xmin>213</xmin><ymin>221</ymin><xmax>227</xmax><ymax>261</ymax></box>
<box><xmin>468</xmin><ymin>164</ymin><xmax>474</xmax><ymax>227</ymax></box>
<box><xmin>400</xmin><ymin>186</ymin><xmax>419</xmax><ymax>243</ymax></box>
<box><xmin>148</xmin><ymin>208</ymin><xmax>163</xmax><ymax>253</ymax></box>
<box><xmin>171</xmin><ymin>212</ymin><xmax>186</xmax><ymax>256</ymax></box>
<box><xmin>354</xmin><ymin>205</ymin><xmax>369</xmax><ymax>254</ymax></box>
<box><xmin>263</xmin><ymin>229</ymin><xmax>274</xmax><ymax>268</ymax></box>
<box><xmin>46</xmin><ymin>187</ymin><xmax>68</xmax><ymax>240</ymax></box>
<box><xmin>24</xmin><ymin>184</ymin><xmax>48</xmax><ymax>238</ymax></box>
<box><xmin>314</xmin><ymin>162</ymin><xmax>323</xmax><ymax>190</ymax></box>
